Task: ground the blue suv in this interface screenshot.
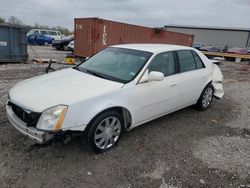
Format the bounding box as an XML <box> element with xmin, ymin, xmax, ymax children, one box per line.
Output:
<box><xmin>27</xmin><ymin>34</ymin><xmax>54</xmax><ymax>46</ymax></box>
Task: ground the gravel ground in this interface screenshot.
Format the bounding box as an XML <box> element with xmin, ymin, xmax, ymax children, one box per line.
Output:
<box><xmin>27</xmin><ymin>45</ymin><xmax>71</xmax><ymax>63</ymax></box>
<box><xmin>0</xmin><ymin>59</ymin><xmax>250</xmax><ymax>188</ymax></box>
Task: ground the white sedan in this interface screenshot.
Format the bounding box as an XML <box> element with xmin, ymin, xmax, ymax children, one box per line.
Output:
<box><xmin>6</xmin><ymin>44</ymin><xmax>224</xmax><ymax>153</ymax></box>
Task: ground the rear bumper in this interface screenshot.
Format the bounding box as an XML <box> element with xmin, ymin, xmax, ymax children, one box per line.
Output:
<box><xmin>6</xmin><ymin>102</ymin><xmax>53</xmax><ymax>143</ymax></box>
<box><xmin>212</xmin><ymin>82</ymin><xmax>224</xmax><ymax>99</ymax></box>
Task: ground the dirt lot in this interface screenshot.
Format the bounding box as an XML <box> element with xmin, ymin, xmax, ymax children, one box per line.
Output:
<box><xmin>27</xmin><ymin>45</ymin><xmax>71</xmax><ymax>63</ymax></box>
<box><xmin>0</xmin><ymin>59</ymin><xmax>250</xmax><ymax>187</ymax></box>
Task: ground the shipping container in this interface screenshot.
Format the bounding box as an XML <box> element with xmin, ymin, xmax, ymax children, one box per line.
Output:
<box><xmin>74</xmin><ymin>18</ymin><xmax>194</xmax><ymax>58</ymax></box>
<box><xmin>0</xmin><ymin>24</ymin><xmax>28</xmax><ymax>63</ymax></box>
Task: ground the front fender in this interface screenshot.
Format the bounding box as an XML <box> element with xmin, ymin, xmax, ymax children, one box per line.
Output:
<box><xmin>61</xmin><ymin>90</ymin><xmax>134</xmax><ymax>131</ymax></box>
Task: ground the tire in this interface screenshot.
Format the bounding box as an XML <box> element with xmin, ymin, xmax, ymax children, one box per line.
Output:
<box><xmin>84</xmin><ymin>111</ymin><xmax>123</xmax><ymax>153</ymax></box>
<box><xmin>44</xmin><ymin>41</ymin><xmax>49</xmax><ymax>46</ymax></box>
<box><xmin>63</xmin><ymin>44</ymin><xmax>68</xmax><ymax>51</ymax></box>
<box><xmin>56</xmin><ymin>45</ymin><xmax>61</xmax><ymax>50</ymax></box>
<box><xmin>196</xmin><ymin>84</ymin><xmax>214</xmax><ymax>111</ymax></box>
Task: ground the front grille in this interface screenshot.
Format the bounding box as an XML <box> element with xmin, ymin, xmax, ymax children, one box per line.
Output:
<box><xmin>7</xmin><ymin>101</ymin><xmax>41</xmax><ymax>127</ymax></box>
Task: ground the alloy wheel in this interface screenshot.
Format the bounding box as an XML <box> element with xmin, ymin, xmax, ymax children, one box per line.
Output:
<box><xmin>94</xmin><ymin>116</ymin><xmax>121</xmax><ymax>149</ymax></box>
<box><xmin>202</xmin><ymin>87</ymin><xmax>213</xmax><ymax>108</ymax></box>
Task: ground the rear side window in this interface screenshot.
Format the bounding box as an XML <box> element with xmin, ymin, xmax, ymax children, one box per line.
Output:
<box><xmin>177</xmin><ymin>50</ymin><xmax>196</xmax><ymax>72</ymax></box>
<box><xmin>48</xmin><ymin>31</ymin><xmax>57</xmax><ymax>36</ymax></box>
<box><xmin>148</xmin><ymin>52</ymin><xmax>176</xmax><ymax>77</ymax></box>
<box><xmin>192</xmin><ymin>51</ymin><xmax>205</xmax><ymax>69</ymax></box>
<box><xmin>40</xmin><ymin>30</ymin><xmax>48</xmax><ymax>35</ymax></box>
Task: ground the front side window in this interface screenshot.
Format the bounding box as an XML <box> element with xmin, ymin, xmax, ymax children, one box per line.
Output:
<box><xmin>34</xmin><ymin>30</ymin><xmax>39</xmax><ymax>34</ymax></box>
<box><xmin>148</xmin><ymin>52</ymin><xmax>175</xmax><ymax>77</ymax></box>
<box><xmin>78</xmin><ymin>47</ymin><xmax>152</xmax><ymax>83</ymax></box>
<box><xmin>177</xmin><ymin>50</ymin><xmax>196</xmax><ymax>72</ymax></box>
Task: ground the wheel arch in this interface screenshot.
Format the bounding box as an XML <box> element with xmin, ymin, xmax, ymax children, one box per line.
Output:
<box><xmin>86</xmin><ymin>106</ymin><xmax>132</xmax><ymax>131</ymax></box>
<box><xmin>197</xmin><ymin>80</ymin><xmax>213</xmax><ymax>101</ymax></box>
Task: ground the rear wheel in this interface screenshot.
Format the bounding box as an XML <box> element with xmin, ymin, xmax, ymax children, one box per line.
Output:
<box><xmin>196</xmin><ymin>84</ymin><xmax>214</xmax><ymax>110</ymax></box>
<box><xmin>56</xmin><ymin>45</ymin><xmax>61</xmax><ymax>50</ymax></box>
<box><xmin>84</xmin><ymin>111</ymin><xmax>123</xmax><ymax>153</ymax></box>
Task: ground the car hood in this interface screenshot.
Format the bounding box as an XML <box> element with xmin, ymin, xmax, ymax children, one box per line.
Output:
<box><xmin>9</xmin><ymin>68</ymin><xmax>123</xmax><ymax>112</ymax></box>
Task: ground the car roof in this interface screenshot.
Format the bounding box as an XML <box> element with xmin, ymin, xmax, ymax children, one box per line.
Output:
<box><xmin>111</xmin><ymin>43</ymin><xmax>193</xmax><ymax>53</ymax></box>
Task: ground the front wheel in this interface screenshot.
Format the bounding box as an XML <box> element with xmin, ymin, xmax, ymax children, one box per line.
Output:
<box><xmin>63</xmin><ymin>44</ymin><xmax>68</xmax><ymax>51</ymax></box>
<box><xmin>196</xmin><ymin>84</ymin><xmax>214</xmax><ymax>110</ymax></box>
<box><xmin>84</xmin><ymin>111</ymin><xmax>123</xmax><ymax>153</ymax></box>
<box><xmin>44</xmin><ymin>41</ymin><xmax>49</xmax><ymax>46</ymax></box>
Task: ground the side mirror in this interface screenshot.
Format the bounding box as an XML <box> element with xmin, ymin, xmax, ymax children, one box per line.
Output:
<box><xmin>147</xmin><ymin>71</ymin><xmax>164</xmax><ymax>82</ymax></box>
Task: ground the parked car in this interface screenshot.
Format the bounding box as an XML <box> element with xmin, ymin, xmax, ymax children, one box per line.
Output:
<box><xmin>27</xmin><ymin>34</ymin><xmax>53</xmax><ymax>46</ymax></box>
<box><xmin>192</xmin><ymin>42</ymin><xmax>202</xmax><ymax>50</ymax></box>
<box><xmin>6</xmin><ymin>44</ymin><xmax>224</xmax><ymax>153</ymax></box>
<box><xmin>27</xmin><ymin>29</ymin><xmax>62</xmax><ymax>40</ymax></box>
<box><xmin>67</xmin><ymin>40</ymin><xmax>74</xmax><ymax>51</ymax></box>
<box><xmin>199</xmin><ymin>45</ymin><xmax>221</xmax><ymax>52</ymax></box>
<box><xmin>225</xmin><ymin>47</ymin><xmax>249</xmax><ymax>61</ymax></box>
<box><xmin>52</xmin><ymin>38</ymin><xmax>73</xmax><ymax>51</ymax></box>
<box><xmin>61</xmin><ymin>34</ymin><xmax>74</xmax><ymax>40</ymax></box>
<box><xmin>227</xmin><ymin>47</ymin><xmax>248</xmax><ymax>55</ymax></box>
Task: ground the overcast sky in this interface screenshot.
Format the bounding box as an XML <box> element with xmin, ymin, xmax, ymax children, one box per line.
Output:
<box><xmin>0</xmin><ymin>0</ymin><xmax>249</xmax><ymax>30</ymax></box>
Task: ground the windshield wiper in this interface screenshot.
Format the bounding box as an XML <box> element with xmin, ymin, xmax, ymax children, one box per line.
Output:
<box><xmin>86</xmin><ymin>69</ymin><xmax>105</xmax><ymax>79</ymax></box>
<box><xmin>76</xmin><ymin>67</ymin><xmax>119</xmax><ymax>82</ymax></box>
<box><xmin>73</xmin><ymin>66</ymin><xmax>80</xmax><ymax>71</ymax></box>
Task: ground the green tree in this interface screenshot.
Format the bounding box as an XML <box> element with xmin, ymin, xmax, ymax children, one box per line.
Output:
<box><xmin>6</xmin><ymin>16</ymin><xmax>72</xmax><ymax>35</ymax></box>
<box><xmin>34</xmin><ymin>22</ymin><xmax>50</xmax><ymax>29</ymax></box>
<box><xmin>8</xmin><ymin>16</ymin><xmax>25</xmax><ymax>26</ymax></box>
<box><xmin>0</xmin><ymin>17</ymin><xmax>5</xmax><ymax>23</ymax></box>
<box><xmin>32</xmin><ymin>23</ymin><xmax>71</xmax><ymax>35</ymax></box>
<box><xmin>52</xmin><ymin>26</ymin><xmax>71</xmax><ymax>35</ymax></box>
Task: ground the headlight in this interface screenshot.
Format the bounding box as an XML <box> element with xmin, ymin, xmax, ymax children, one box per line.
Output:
<box><xmin>37</xmin><ymin>105</ymin><xmax>67</xmax><ymax>131</ymax></box>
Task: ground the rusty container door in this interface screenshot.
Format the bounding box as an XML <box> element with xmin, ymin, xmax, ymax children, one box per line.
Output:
<box><xmin>74</xmin><ymin>18</ymin><xmax>194</xmax><ymax>58</ymax></box>
<box><xmin>74</xmin><ymin>18</ymin><xmax>94</xmax><ymax>58</ymax></box>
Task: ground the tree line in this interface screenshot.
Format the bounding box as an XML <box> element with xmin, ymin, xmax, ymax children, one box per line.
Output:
<box><xmin>0</xmin><ymin>16</ymin><xmax>71</xmax><ymax>35</ymax></box>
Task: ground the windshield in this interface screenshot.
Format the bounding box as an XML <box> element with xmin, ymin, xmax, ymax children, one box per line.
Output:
<box><xmin>78</xmin><ymin>47</ymin><xmax>152</xmax><ymax>83</ymax></box>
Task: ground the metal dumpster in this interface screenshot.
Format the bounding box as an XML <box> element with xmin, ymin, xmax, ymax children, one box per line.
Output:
<box><xmin>0</xmin><ymin>24</ymin><xmax>28</xmax><ymax>63</ymax></box>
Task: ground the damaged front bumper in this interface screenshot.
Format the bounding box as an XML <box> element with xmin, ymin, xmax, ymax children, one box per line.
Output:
<box><xmin>6</xmin><ymin>102</ymin><xmax>53</xmax><ymax>143</ymax></box>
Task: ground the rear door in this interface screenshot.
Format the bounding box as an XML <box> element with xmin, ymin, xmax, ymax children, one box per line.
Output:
<box><xmin>176</xmin><ymin>50</ymin><xmax>209</xmax><ymax>106</ymax></box>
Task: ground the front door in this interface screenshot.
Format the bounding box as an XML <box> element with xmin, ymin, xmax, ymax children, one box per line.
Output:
<box><xmin>131</xmin><ymin>51</ymin><xmax>180</xmax><ymax>126</ymax></box>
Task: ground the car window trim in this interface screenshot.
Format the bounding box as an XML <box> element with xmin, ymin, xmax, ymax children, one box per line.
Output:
<box><xmin>191</xmin><ymin>50</ymin><xmax>205</xmax><ymax>69</ymax></box>
<box><xmin>173</xmin><ymin>51</ymin><xmax>180</xmax><ymax>73</ymax></box>
<box><xmin>191</xmin><ymin>51</ymin><xmax>198</xmax><ymax>69</ymax></box>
